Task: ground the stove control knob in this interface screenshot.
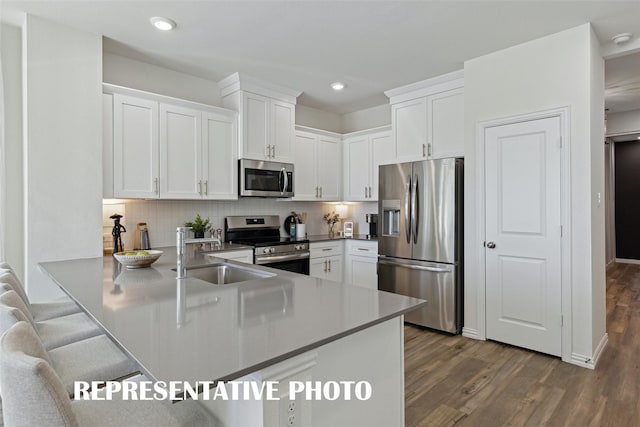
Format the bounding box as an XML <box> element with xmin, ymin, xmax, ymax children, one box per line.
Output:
<box><xmin>295</xmin><ymin>244</ymin><xmax>304</xmax><ymax>251</ymax></box>
<box><xmin>265</xmin><ymin>247</ymin><xmax>275</xmax><ymax>254</ymax></box>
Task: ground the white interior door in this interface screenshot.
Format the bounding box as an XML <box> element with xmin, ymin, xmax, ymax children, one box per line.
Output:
<box><xmin>485</xmin><ymin>116</ymin><xmax>562</xmax><ymax>357</ymax></box>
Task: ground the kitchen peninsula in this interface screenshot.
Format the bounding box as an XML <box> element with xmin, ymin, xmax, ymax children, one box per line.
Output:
<box><xmin>40</xmin><ymin>247</ymin><xmax>424</xmax><ymax>426</ymax></box>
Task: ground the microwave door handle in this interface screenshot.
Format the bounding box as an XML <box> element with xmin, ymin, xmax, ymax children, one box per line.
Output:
<box><xmin>404</xmin><ymin>174</ymin><xmax>412</xmax><ymax>244</ymax></box>
<box><xmin>412</xmin><ymin>174</ymin><xmax>419</xmax><ymax>244</ymax></box>
<box><xmin>280</xmin><ymin>168</ymin><xmax>288</xmax><ymax>195</ymax></box>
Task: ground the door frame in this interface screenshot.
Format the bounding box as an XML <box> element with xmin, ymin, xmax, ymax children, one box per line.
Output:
<box><xmin>473</xmin><ymin>107</ymin><xmax>572</xmax><ymax>363</ymax></box>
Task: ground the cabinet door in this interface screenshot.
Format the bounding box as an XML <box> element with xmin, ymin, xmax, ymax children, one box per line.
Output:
<box><xmin>392</xmin><ymin>98</ymin><xmax>428</xmax><ymax>162</ymax></box>
<box><xmin>343</xmin><ymin>136</ymin><xmax>370</xmax><ymax>201</ymax></box>
<box><xmin>103</xmin><ymin>93</ymin><xmax>114</xmax><ymax>198</ymax></box>
<box><xmin>270</xmin><ymin>100</ymin><xmax>295</xmax><ymax>162</ymax></box>
<box><xmin>242</xmin><ymin>92</ymin><xmax>270</xmax><ymax>160</ymax></box>
<box><xmin>428</xmin><ymin>88</ymin><xmax>464</xmax><ymax>158</ymax></box>
<box><xmin>317</xmin><ymin>136</ymin><xmax>341</xmax><ymax>201</ymax></box>
<box><xmin>348</xmin><ymin>256</ymin><xmax>378</xmax><ymax>290</ymax></box>
<box><xmin>113</xmin><ymin>94</ymin><xmax>159</xmax><ymax>198</ymax></box>
<box><xmin>292</xmin><ymin>132</ymin><xmax>318</xmax><ymax>201</ymax></box>
<box><xmin>159</xmin><ymin>104</ymin><xmax>202</xmax><ymax>199</ymax></box>
<box><xmin>202</xmin><ymin>111</ymin><xmax>238</xmax><ymax>200</ymax></box>
<box><xmin>325</xmin><ymin>255</ymin><xmax>343</xmax><ymax>283</ymax></box>
<box><xmin>370</xmin><ymin>131</ymin><xmax>394</xmax><ymax>202</ymax></box>
<box><xmin>310</xmin><ymin>257</ymin><xmax>329</xmax><ymax>280</ymax></box>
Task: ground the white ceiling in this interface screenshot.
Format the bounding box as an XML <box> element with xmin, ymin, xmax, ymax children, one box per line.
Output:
<box><xmin>3</xmin><ymin>1</ymin><xmax>640</xmax><ymax>114</ymax></box>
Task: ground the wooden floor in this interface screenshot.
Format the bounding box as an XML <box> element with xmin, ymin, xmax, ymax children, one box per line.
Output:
<box><xmin>404</xmin><ymin>263</ymin><xmax>640</xmax><ymax>427</ymax></box>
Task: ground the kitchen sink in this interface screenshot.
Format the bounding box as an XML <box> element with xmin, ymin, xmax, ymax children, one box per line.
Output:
<box><xmin>173</xmin><ymin>263</ymin><xmax>275</xmax><ymax>285</ymax></box>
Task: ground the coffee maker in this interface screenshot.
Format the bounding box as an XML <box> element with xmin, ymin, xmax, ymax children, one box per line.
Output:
<box><xmin>365</xmin><ymin>214</ymin><xmax>378</xmax><ymax>239</ymax></box>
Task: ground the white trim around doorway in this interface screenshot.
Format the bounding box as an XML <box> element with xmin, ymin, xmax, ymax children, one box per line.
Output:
<box><xmin>473</xmin><ymin>106</ymin><xmax>572</xmax><ymax>364</ymax></box>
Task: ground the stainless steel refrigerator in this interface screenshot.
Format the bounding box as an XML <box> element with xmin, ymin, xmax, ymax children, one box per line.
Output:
<box><xmin>378</xmin><ymin>158</ymin><xmax>463</xmax><ymax>333</ymax></box>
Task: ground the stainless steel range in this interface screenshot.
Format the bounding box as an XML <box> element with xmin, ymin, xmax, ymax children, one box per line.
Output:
<box><xmin>225</xmin><ymin>216</ymin><xmax>310</xmax><ymax>275</ymax></box>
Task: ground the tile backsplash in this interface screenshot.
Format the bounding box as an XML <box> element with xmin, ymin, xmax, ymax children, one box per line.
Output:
<box><xmin>102</xmin><ymin>199</ymin><xmax>377</xmax><ymax>251</ymax></box>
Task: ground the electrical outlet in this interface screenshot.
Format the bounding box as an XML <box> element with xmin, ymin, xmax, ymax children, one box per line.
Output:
<box><xmin>281</xmin><ymin>400</ymin><xmax>298</xmax><ymax>426</ymax></box>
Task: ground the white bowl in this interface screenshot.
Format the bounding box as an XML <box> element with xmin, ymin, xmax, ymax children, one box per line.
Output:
<box><xmin>113</xmin><ymin>250</ymin><xmax>163</xmax><ymax>269</ymax></box>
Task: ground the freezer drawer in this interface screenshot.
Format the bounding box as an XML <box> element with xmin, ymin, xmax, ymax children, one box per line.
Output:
<box><xmin>378</xmin><ymin>256</ymin><xmax>461</xmax><ymax>333</ymax></box>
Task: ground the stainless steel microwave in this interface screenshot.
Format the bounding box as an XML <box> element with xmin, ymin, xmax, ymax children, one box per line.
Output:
<box><xmin>239</xmin><ymin>159</ymin><xmax>294</xmax><ymax>198</ymax></box>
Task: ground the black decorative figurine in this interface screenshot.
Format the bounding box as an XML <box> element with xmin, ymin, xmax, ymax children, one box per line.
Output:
<box><xmin>110</xmin><ymin>213</ymin><xmax>126</xmax><ymax>254</ymax></box>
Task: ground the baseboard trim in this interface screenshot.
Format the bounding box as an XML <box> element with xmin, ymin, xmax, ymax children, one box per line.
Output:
<box><xmin>568</xmin><ymin>333</ymin><xmax>608</xmax><ymax>370</ymax></box>
<box><xmin>615</xmin><ymin>258</ymin><xmax>640</xmax><ymax>265</ymax></box>
<box><xmin>462</xmin><ymin>327</ymin><xmax>481</xmax><ymax>340</ymax></box>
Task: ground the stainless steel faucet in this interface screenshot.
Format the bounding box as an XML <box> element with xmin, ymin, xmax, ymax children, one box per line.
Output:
<box><xmin>176</xmin><ymin>227</ymin><xmax>190</xmax><ymax>279</ymax></box>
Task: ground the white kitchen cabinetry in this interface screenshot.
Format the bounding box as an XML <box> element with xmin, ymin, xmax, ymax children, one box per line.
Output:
<box><xmin>309</xmin><ymin>241</ymin><xmax>343</xmax><ymax>282</ymax></box>
<box><xmin>205</xmin><ymin>249</ymin><xmax>253</xmax><ymax>264</ymax></box>
<box><xmin>343</xmin><ymin>127</ymin><xmax>394</xmax><ymax>202</ymax></box>
<box><xmin>344</xmin><ymin>240</ymin><xmax>378</xmax><ymax>290</ymax></box>
<box><xmin>293</xmin><ymin>127</ymin><xmax>341</xmax><ymax>201</ymax></box>
<box><xmin>105</xmin><ymin>85</ymin><xmax>237</xmax><ymax>200</ymax></box>
<box><xmin>113</xmin><ymin>94</ymin><xmax>159</xmax><ymax>198</ymax></box>
<box><xmin>219</xmin><ymin>73</ymin><xmax>301</xmax><ymax>163</ymax></box>
<box><xmin>386</xmin><ymin>71</ymin><xmax>464</xmax><ymax>161</ymax></box>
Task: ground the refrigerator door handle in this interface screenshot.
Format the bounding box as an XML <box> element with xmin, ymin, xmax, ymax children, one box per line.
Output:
<box><xmin>404</xmin><ymin>175</ymin><xmax>412</xmax><ymax>244</ymax></box>
<box><xmin>412</xmin><ymin>174</ymin><xmax>419</xmax><ymax>244</ymax></box>
<box><xmin>378</xmin><ymin>258</ymin><xmax>451</xmax><ymax>273</ymax></box>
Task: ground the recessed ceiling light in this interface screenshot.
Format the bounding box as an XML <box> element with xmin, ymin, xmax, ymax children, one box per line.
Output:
<box><xmin>612</xmin><ymin>33</ymin><xmax>632</xmax><ymax>45</ymax></box>
<box><xmin>330</xmin><ymin>82</ymin><xmax>345</xmax><ymax>91</ymax></box>
<box><xmin>150</xmin><ymin>17</ymin><xmax>176</xmax><ymax>31</ymax></box>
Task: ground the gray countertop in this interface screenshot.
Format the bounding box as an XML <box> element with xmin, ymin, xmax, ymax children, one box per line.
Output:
<box><xmin>39</xmin><ymin>247</ymin><xmax>423</xmax><ymax>384</ymax></box>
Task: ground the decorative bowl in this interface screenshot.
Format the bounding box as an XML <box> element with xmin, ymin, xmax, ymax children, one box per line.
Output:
<box><xmin>113</xmin><ymin>250</ymin><xmax>163</xmax><ymax>269</ymax></box>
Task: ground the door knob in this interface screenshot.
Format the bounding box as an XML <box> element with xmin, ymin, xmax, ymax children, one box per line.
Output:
<box><xmin>486</xmin><ymin>242</ymin><xmax>496</xmax><ymax>249</ymax></box>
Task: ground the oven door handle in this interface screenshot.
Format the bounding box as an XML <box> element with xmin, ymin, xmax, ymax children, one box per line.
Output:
<box><xmin>255</xmin><ymin>252</ymin><xmax>310</xmax><ymax>264</ymax></box>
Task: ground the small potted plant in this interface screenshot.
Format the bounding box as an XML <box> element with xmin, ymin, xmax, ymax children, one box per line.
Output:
<box><xmin>323</xmin><ymin>211</ymin><xmax>340</xmax><ymax>237</ymax></box>
<box><xmin>184</xmin><ymin>214</ymin><xmax>211</xmax><ymax>238</ymax></box>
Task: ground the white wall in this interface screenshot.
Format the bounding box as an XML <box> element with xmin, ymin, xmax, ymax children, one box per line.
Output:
<box><xmin>295</xmin><ymin>104</ymin><xmax>342</xmax><ymax>133</ymax></box>
<box><xmin>463</xmin><ymin>23</ymin><xmax>606</xmax><ymax>365</ymax></box>
<box><xmin>606</xmin><ymin>108</ymin><xmax>640</xmax><ymax>135</ymax></box>
<box><xmin>103</xmin><ymin>52</ymin><xmax>222</xmax><ymax>107</ymax></box>
<box><xmin>341</xmin><ymin>104</ymin><xmax>391</xmax><ymax>133</ymax></box>
<box><xmin>1</xmin><ymin>23</ymin><xmax>24</xmax><ymax>282</ymax></box>
<box><xmin>23</xmin><ymin>15</ymin><xmax>103</xmax><ymax>301</ymax></box>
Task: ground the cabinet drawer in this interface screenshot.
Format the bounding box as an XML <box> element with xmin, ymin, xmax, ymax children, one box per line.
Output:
<box><xmin>310</xmin><ymin>241</ymin><xmax>343</xmax><ymax>258</ymax></box>
<box><xmin>346</xmin><ymin>240</ymin><xmax>378</xmax><ymax>258</ymax></box>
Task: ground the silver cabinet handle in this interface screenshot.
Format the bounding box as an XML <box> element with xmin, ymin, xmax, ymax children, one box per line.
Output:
<box><xmin>365</xmin><ymin>186</ymin><xmax>368</xmax><ymax>198</ymax></box>
<box><xmin>271</xmin><ymin>145</ymin><xmax>276</xmax><ymax>158</ymax></box>
<box><xmin>369</xmin><ymin>186</ymin><xmax>372</xmax><ymax>199</ymax></box>
<box><xmin>328</xmin><ymin>260</ymin><xmax>331</xmax><ymax>272</ymax></box>
<box><xmin>422</xmin><ymin>143</ymin><xmax>426</xmax><ymax>157</ymax></box>
<box><xmin>357</xmin><ymin>248</ymin><xmax>369</xmax><ymax>251</ymax></box>
<box><xmin>204</xmin><ymin>180</ymin><xmax>208</xmax><ymax>196</ymax></box>
<box><xmin>320</xmin><ymin>186</ymin><xmax>323</xmax><ymax>198</ymax></box>
<box><xmin>324</xmin><ymin>260</ymin><xmax>327</xmax><ymax>272</ymax></box>
<box><xmin>322</xmin><ymin>248</ymin><xmax>332</xmax><ymax>252</ymax></box>
<box><xmin>315</xmin><ymin>186</ymin><xmax>319</xmax><ymax>198</ymax></box>
<box><xmin>427</xmin><ymin>143</ymin><xmax>432</xmax><ymax>157</ymax></box>
<box><xmin>154</xmin><ymin>177</ymin><xmax>159</xmax><ymax>195</ymax></box>
<box><xmin>266</xmin><ymin>144</ymin><xmax>271</xmax><ymax>158</ymax></box>
<box><xmin>198</xmin><ymin>180</ymin><xmax>202</xmax><ymax>195</ymax></box>
<box><xmin>486</xmin><ymin>242</ymin><xmax>496</xmax><ymax>249</ymax></box>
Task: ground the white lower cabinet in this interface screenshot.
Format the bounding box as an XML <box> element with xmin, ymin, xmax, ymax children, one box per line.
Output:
<box><xmin>344</xmin><ymin>240</ymin><xmax>378</xmax><ymax>290</ymax></box>
<box><xmin>309</xmin><ymin>241</ymin><xmax>343</xmax><ymax>282</ymax></box>
<box><xmin>204</xmin><ymin>249</ymin><xmax>253</xmax><ymax>264</ymax></box>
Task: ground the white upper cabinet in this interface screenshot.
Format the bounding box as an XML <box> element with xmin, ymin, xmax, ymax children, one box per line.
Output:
<box><xmin>392</xmin><ymin>97</ymin><xmax>427</xmax><ymax>162</ymax></box>
<box><xmin>428</xmin><ymin>87</ymin><xmax>464</xmax><ymax>159</ymax></box>
<box><xmin>219</xmin><ymin>73</ymin><xmax>301</xmax><ymax>164</ymax></box>
<box><xmin>105</xmin><ymin>84</ymin><xmax>237</xmax><ymax>200</ymax></box>
<box><xmin>160</xmin><ymin>104</ymin><xmax>202</xmax><ymax>199</ymax></box>
<box><xmin>113</xmin><ymin>94</ymin><xmax>159</xmax><ymax>198</ymax></box>
<box><xmin>386</xmin><ymin>70</ymin><xmax>464</xmax><ymax>161</ymax></box>
<box><xmin>202</xmin><ymin>111</ymin><xmax>238</xmax><ymax>200</ymax></box>
<box><xmin>343</xmin><ymin>127</ymin><xmax>393</xmax><ymax>202</ymax></box>
<box><xmin>293</xmin><ymin>128</ymin><xmax>341</xmax><ymax>201</ymax></box>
